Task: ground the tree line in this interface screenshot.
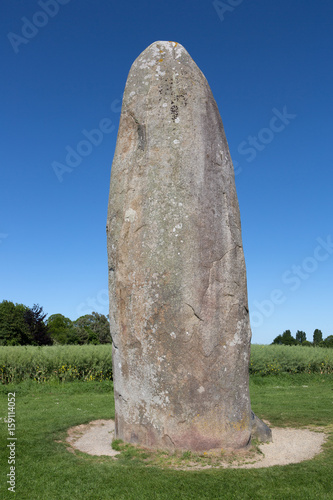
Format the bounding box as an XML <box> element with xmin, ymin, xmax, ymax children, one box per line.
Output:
<box><xmin>2</xmin><ymin>299</ymin><xmax>332</xmax><ymax>349</ymax></box>
<box><xmin>0</xmin><ymin>300</ymin><xmax>111</xmax><ymax>346</ymax></box>
<box><xmin>271</xmin><ymin>329</ymin><xmax>333</xmax><ymax>348</ymax></box>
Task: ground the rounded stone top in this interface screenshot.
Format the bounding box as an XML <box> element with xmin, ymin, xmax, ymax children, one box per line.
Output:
<box><xmin>144</xmin><ymin>40</ymin><xmax>187</xmax><ymax>57</ymax></box>
<box><xmin>123</xmin><ymin>41</ymin><xmax>206</xmax><ymax>106</ymax></box>
<box><xmin>132</xmin><ymin>41</ymin><xmax>193</xmax><ymax>70</ymax></box>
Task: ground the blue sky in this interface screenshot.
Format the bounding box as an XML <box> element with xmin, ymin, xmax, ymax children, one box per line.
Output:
<box><xmin>1</xmin><ymin>0</ymin><xmax>332</xmax><ymax>344</ymax></box>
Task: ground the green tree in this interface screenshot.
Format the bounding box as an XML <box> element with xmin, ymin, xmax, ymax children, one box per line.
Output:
<box><xmin>301</xmin><ymin>340</ymin><xmax>312</xmax><ymax>347</ymax></box>
<box><xmin>296</xmin><ymin>330</ymin><xmax>306</xmax><ymax>344</ymax></box>
<box><xmin>313</xmin><ymin>329</ymin><xmax>323</xmax><ymax>346</ymax></box>
<box><xmin>282</xmin><ymin>330</ymin><xmax>297</xmax><ymax>345</ymax></box>
<box><xmin>272</xmin><ymin>330</ymin><xmax>297</xmax><ymax>346</ymax></box>
<box><xmin>0</xmin><ymin>300</ymin><xmax>31</xmax><ymax>345</ymax></box>
<box><xmin>47</xmin><ymin>314</ymin><xmax>79</xmax><ymax>344</ymax></box>
<box><xmin>73</xmin><ymin>312</ymin><xmax>111</xmax><ymax>344</ymax></box>
<box><xmin>323</xmin><ymin>335</ymin><xmax>333</xmax><ymax>348</ymax></box>
<box><xmin>24</xmin><ymin>304</ymin><xmax>52</xmax><ymax>346</ymax></box>
<box><xmin>91</xmin><ymin>312</ymin><xmax>111</xmax><ymax>344</ymax></box>
<box><xmin>271</xmin><ymin>334</ymin><xmax>283</xmax><ymax>345</ymax></box>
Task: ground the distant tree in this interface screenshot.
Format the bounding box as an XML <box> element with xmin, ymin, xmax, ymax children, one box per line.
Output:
<box><xmin>301</xmin><ymin>340</ymin><xmax>312</xmax><ymax>347</ymax></box>
<box><xmin>282</xmin><ymin>330</ymin><xmax>298</xmax><ymax>345</ymax></box>
<box><xmin>47</xmin><ymin>314</ymin><xmax>79</xmax><ymax>344</ymax></box>
<box><xmin>313</xmin><ymin>329</ymin><xmax>323</xmax><ymax>346</ymax></box>
<box><xmin>271</xmin><ymin>334</ymin><xmax>283</xmax><ymax>345</ymax></box>
<box><xmin>90</xmin><ymin>312</ymin><xmax>111</xmax><ymax>344</ymax></box>
<box><xmin>296</xmin><ymin>330</ymin><xmax>307</xmax><ymax>344</ymax></box>
<box><xmin>0</xmin><ymin>300</ymin><xmax>31</xmax><ymax>345</ymax></box>
<box><xmin>0</xmin><ymin>302</ymin><xmax>111</xmax><ymax>346</ymax></box>
<box><xmin>323</xmin><ymin>335</ymin><xmax>333</xmax><ymax>348</ymax></box>
<box><xmin>73</xmin><ymin>312</ymin><xmax>111</xmax><ymax>344</ymax></box>
<box><xmin>24</xmin><ymin>304</ymin><xmax>52</xmax><ymax>346</ymax></box>
<box><xmin>272</xmin><ymin>330</ymin><xmax>297</xmax><ymax>346</ymax></box>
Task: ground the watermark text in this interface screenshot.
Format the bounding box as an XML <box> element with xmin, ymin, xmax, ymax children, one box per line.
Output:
<box><xmin>250</xmin><ymin>235</ymin><xmax>333</xmax><ymax>327</ymax></box>
<box><xmin>213</xmin><ymin>0</ymin><xmax>244</xmax><ymax>22</ymax></box>
<box><xmin>7</xmin><ymin>0</ymin><xmax>71</xmax><ymax>54</ymax></box>
<box><xmin>234</xmin><ymin>106</ymin><xmax>296</xmax><ymax>175</ymax></box>
<box><xmin>52</xmin><ymin>98</ymin><xmax>122</xmax><ymax>182</ymax></box>
<box><xmin>7</xmin><ymin>393</ymin><xmax>16</xmax><ymax>493</ymax></box>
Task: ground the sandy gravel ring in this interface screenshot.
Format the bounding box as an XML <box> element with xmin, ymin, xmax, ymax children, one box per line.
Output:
<box><xmin>65</xmin><ymin>419</ymin><xmax>327</xmax><ymax>468</ymax></box>
<box><xmin>66</xmin><ymin>419</ymin><xmax>119</xmax><ymax>457</ymax></box>
<box><xmin>235</xmin><ymin>427</ymin><xmax>326</xmax><ymax>469</ymax></box>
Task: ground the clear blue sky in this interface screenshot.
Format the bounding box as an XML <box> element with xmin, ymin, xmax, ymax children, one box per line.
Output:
<box><xmin>1</xmin><ymin>0</ymin><xmax>332</xmax><ymax>344</ymax></box>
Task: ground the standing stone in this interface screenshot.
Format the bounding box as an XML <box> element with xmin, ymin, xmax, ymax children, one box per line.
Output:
<box><xmin>107</xmin><ymin>41</ymin><xmax>271</xmax><ymax>451</ymax></box>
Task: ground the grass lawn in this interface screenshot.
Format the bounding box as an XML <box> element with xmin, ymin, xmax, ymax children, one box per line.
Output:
<box><xmin>0</xmin><ymin>375</ymin><xmax>332</xmax><ymax>500</ymax></box>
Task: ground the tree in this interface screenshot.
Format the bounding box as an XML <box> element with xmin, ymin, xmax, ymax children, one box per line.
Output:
<box><xmin>271</xmin><ymin>334</ymin><xmax>283</xmax><ymax>345</ymax></box>
<box><xmin>47</xmin><ymin>314</ymin><xmax>79</xmax><ymax>344</ymax></box>
<box><xmin>272</xmin><ymin>330</ymin><xmax>297</xmax><ymax>346</ymax></box>
<box><xmin>0</xmin><ymin>300</ymin><xmax>31</xmax><ymax>345</ymax></box>
<box><xmin>90</xmin><ymin>312</ymin><xmax>111</xmax><ymax>344</ymax></box>
<box><xmin>73</xmin><ymin>312</ymin><xmax>111</xmax><ymax>344</ymax></box>
<box><xmin>296</xmin><ymin>330</ymin><xmax>306</xmax><ymax>344</ymax></box>
<box><xmin>281</xmin><ymin>330</ymin><xmax>298</xmax><ymax>345</ymax></box>
<box><xmin>313</xmin><ymin>329</ymin><xmax>323</xmax><ymax>346</ymax></box>
<box><xmin>301</xmin><ymin>340</ymin><xmax>312</xmax><ymax>347</ymax></box>
<box><xmin>323</xmin><ymin>335</ymin><xmax>333</xmax><ymax>348</ymax></box>
<box><xmin>24</xmin><ymin>304</ymin><xmax>52</xmax><ymax>346</ymax></box>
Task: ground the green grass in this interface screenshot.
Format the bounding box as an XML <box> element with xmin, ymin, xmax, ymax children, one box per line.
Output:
<box><xmin>0</xmin><ymin>376</ymin><xmax>332</xmax><ymax>499</ymax></box>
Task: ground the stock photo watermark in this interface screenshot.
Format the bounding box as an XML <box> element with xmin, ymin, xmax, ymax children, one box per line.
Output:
<box><xmin>250</xmin><ymin>235</ymin><xmax>333</xmax><ymax>327</ymax></box>
<box><xmin>213</xmin><ymin>0</ymin><xmax>244</xmax><ymax>22</ymax></box>
<box><xmin>76</xmin><ymin>289</ymin><xmax>109</xmax><ymax>317</ymax></box>
<box><xmin>74</xmin><ymin>237</ymin><xmax>333</xmax><ymax>328</ymax></box>
<box><xmin>52</xmin><ymin>98</ymin><xmax>122</xmax><ymax>183</ymax></box>
<box><xmin>6</xmin><ymin>392</ymin><xmax>16</xmax><ymax>493</ymax></box>
<box><xmin>233</xmin><ymin>106</ymin><xmax>297</xmax><ymax>175</ymax></box>
<box><xmin>7</xmin><ymin>0</ymin><xmax>71</xmax><ymax>54</ymax></box>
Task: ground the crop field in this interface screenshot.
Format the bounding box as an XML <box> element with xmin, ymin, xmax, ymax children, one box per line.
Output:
<box><xmin>0</xmin><ymin>345</ymin><xmax>113</xmax><ymax>384</ymax></box>
<box><xmin>250</xmin><ymin>344</ymin><xmax>333</xmax><ymax>375</ymax></box>
<box><xmin>1</xmin><ymin>344</ymin><xmax>333</xmax><ymax>384</ymax></box>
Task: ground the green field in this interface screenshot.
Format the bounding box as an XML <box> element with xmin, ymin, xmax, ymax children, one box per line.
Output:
<box><xmin>1</xmin><ymin>344</ymin><xmax>333</xmax><ymax>384</ymax></box>
<box><xmin>250</xmin><ymin>344</ymin><xmax>333</xmax><ymax>375</ymax></box>
<box><xmin>0</xmin><ymin>345</ymin><xmax>113</xmax><ymax>383</ymax></box>
<box><xmin>0</xmin><ymin>346</ymin><xmax>333</xmax><ymax>499</ymax></box>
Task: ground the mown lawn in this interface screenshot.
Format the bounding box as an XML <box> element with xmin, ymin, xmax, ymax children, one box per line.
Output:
<box><xmin>0</xmin><ymin>375</ymin><xmax>332</xmax><ymax>499</ymax></box>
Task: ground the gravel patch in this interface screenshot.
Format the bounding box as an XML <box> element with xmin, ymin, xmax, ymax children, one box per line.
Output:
<box><xmin>233</xmin><ymin>427</ymin><xmax>326</xmax><ymax>468</ymax></box>
<box><xmin>66</xmin><ymin>419</ymin><xmax>119</xmax><ymax>457</ymax></box>
<box><xmin>65</xmin><ymin>419</ymin><xmax>327</xmax><ymax>468</ymax></box>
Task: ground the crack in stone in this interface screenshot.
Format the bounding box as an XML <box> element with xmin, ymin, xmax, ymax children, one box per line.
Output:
<box><xmin>128</xmin><ymin>111</ymin><xmax>146</xmax><ymax>151</ymax></box>
<box><xmin>207</xmin><ymin>245</ymin><xmax>242</xmax><ymax>266</ymax></box>
<box><xmin>134</xmin><ymin>224</ymin><xmax>147</xmax><ymax>233</ymax></box>
<box><xmin>185</xmin><ymin>303</ymin><xmax>203</xmax><ymax>322</ymax></box>
<box><xmin>163</xmin><ymin>433</ymin><xmax>175</xmax><ymax>447</ymax></box>
<box><xmin>114</xmin><ymin>188</ymin><xmax>136</xmax><ymax>196</ymax></box>
<box><xmin>200</xmin><ymin>247</ymin><xmax>241</xmax><ymax>303</ymax></box>
<box><xmin>111</xmin><ymin>338</ymin><xmax>119</xmax><ymax>350</ymax></box>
